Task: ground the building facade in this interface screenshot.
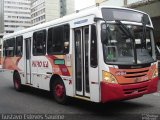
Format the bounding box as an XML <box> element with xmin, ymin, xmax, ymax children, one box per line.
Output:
<box><xmin>100</xmin><ymin>0</ymin><xmax>124</xmax><ymax>6</ymax></box>
<box><xmin>31</xmin><ymin>0</ymin><xmax>75</xmax><ymax>26</ymax></box>
<box><xmin>0</xmin><ymin>0</ymin><xmax>4</xmax><ymax>45</ymax></box>
<box><xmin>3</xmin><ymin>0</ymin><xmax>31</xmax><ymax>34</ymax></box>
<box><xmin>99</xmin><ymin>0</ymin><xmax>142</xmax><ymax>6</ymax></box>
<box><xmin>66</xmin><ymin>0</ymin><xmax>75</xmax><ymax>15</ymax></box>
<box><xmin>0</xmin><ymin>0</ymin><xmax>4</xmax><ymax>35</ymax></box>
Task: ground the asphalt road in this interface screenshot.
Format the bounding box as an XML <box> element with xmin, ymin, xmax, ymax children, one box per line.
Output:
<box><xmin>0</xmin><ymin>75</ymin><xmax>160</xmax><ymax>120</ymax></box>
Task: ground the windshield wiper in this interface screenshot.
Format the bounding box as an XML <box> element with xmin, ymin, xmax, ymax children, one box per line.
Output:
<box><xmin>115</xmin><ymin>20</ymin><xmax>134</xmax><ymax>39</ymax></box>
<box><xmin>142</xmin><ymin>16</ymin><xmax>147</xmax><ymax>49</ymax></box>
<box><xmin>94</xmin><ymin>17</ymin><xmax>111</xmax><ymax>45</ymax></box>
<box><xmin>115</xmin><ymin>20</ymin><xmax>137</xmax><ymax>64</ymax></box>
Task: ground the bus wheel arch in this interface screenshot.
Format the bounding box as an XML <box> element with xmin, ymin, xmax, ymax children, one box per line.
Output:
<box><xmin>13</xmin><ymin>70</ymin><xmax>23</xmax><ymax>91</ymax></box>
<box><xmin>50</xmin><ymin>74</ymin><xmax>68</xmax><ymax>104</ymax></box>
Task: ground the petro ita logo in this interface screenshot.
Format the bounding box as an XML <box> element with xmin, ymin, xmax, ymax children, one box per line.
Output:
<box><xmin>32</xmin><ymin>61</ymin><xmax>49</xmax><ymax>68</ymax></box>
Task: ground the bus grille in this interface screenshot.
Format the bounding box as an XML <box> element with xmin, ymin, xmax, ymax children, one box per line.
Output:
<box><xmin>123</xmin><ymin>86</ymin><xmax>148</xmax><ymax>94</ymax></box>
<box><xmin>124</xmin><ymin>69</ymin><xmax>149</xmax><ymax>78</ymax></box>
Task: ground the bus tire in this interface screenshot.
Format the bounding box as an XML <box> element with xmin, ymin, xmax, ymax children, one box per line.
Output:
<box><xmin>51</xmin><ymin>79</ymin><xmax>68</xmax><ymax>104</ymax></box>
<box><xmin>13</xmin><ymin>72</ymin><xmax>23</xmax><ymax>91</ymax></box>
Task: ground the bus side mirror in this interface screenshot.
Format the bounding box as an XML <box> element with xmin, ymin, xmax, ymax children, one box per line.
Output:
<box><xmin>141</xmin><ymin>14</ymin><xmax>149</xmax><ymax>25</ymax></box>
<box><xmin>94</xmin><ymin>17</ymin><xmax>109</xmax><ymax>45</ymax></box>
<box><xmin>101</xmin><ymin>24</ymin><xmax>108</xmax><ymax>45</ymax></box>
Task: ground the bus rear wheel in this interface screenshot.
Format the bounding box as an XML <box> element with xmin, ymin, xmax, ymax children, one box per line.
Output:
<box><xmin>52</xmin><ymin>79</ymin><xmax>68</xmax><ymax>104</ymax></box>
<box><xmin>13</xmin><ymin>72</ymin><xmax>22</xmax><ymax>91</ymax></box>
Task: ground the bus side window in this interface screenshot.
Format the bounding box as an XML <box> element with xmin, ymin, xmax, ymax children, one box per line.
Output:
<box><xmin>33</xmin><ymin>30</ymin><xmax>46</xmax><ymax>56</ymax></box>
<box><xmin>5</xmin><ymin>38</ymin><xmax>15</xmax><ymax>57</ymax></box>
<box><xmin>47</xmin><ymin>24</ymin><xmax>70</xmax><ymax>55</ymax></box>
<box><xmin>15</xmin><ymin>36</ymin><xmax>23</xmax><ymax>57</ymax></box>
<box><xmin>90</xmin><ymin>25</ymin><xmax>98</xmax><ymax>67</ymax></box>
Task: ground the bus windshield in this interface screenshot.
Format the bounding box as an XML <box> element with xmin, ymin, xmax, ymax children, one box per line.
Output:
<box><xmin>102</xmin><ymin>23</ymin><xmax>156</xmax><ymax>65</ymax></box>
<box><xmin>102</xmin><ymin>8</ymin><xmax>151</xmax><ymax>25</ymax></box>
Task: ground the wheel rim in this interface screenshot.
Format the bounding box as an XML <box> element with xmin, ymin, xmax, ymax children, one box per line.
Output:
<box><xmin>55</xmin><ymin>84</ymin><xmax>64</xmax><ymax>98</ymax></box>
<box><xmin>14</xmin><ymin>79</ymin><xmax>19</xmax><ymax>89</ymax></box>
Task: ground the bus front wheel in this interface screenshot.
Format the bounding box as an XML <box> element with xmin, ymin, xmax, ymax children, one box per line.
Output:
<box><xmin>52</xmin><ymin>79</ymin><xmax>68</xmax><ymax>104</ymax></box>
<box><xmin>13</xmin><ymin>72</ymin><xmax>22</xmax><ymax>91</ymax></box>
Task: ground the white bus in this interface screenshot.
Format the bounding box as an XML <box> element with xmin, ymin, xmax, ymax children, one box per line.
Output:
<box><xmin>0</xmin><ymin>49</ymin><xmax>1</xmax><ymax>68</ymax></box>
<box><xmin>1</xmin><ymin>6</ymin><xmax>158</xmax><ymax>104</ymax></box>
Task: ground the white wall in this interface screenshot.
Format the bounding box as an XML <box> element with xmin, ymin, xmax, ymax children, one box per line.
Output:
<box><xmin>45</xmin><ymin>0</ymin><xmax>60</xmax><ymax>21</ymax></box>
<box><xmin>101</xmin><ymin>0</ymin><xmax>143</xmax><ymax>7</ymax></box>
<box><xmin>4</xmin><ymin>0</ymin><xmax>31</xmax><ymax>33</ymax></box>
<box><xmin>0</xmin><ymin>0</ymin><xmax>4</xmax><ymax>34</ymax></box>
<box><xmin>101</xmin><ymin>0</ymin><xmax>124</xmax><ymax>7</ymax></box>
<box><xmin>66</xmin><ymin>0</ymin><xmax>75</xmax><ymax>15</ymax></box>
<box><xmin>128</xmin><ymin>0</ymin><xmax>142</xmax><ymax>4</ymax></box>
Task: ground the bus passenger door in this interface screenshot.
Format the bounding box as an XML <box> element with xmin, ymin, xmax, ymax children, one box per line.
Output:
<box><xmin>74</xmin><ymin>26</ymin><xmax>90</xmax><ymax>97</ymax></box>
<box><xmin>25</xmin><ymin>38</ymin><xmax>32</xmax><ymax>84</ymax></box>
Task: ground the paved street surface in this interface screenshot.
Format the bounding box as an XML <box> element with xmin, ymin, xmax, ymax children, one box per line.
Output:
<box><xmin>0</xmin><ymin>75</ymin><xmax>160</xmax><ymax>120</ymax></box>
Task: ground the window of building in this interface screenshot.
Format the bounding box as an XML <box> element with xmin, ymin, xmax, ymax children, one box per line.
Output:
<box><xmin>15</xmin><ymin>36</ymin><xmax>23</xmax><ymax>56</ymax></box>
<box><xmin>47</xmin><ymin>24</ymin><xmax>70</xmax><ymax>55</ymax></box>
<box><xmin>33</xmin><ymin>30</ymin><xmax>46</xmax><ymax>56</ymax></box>
<box><xmin>6</xmin><ymin>31</ymin><xmax>14</xmax><ymax>33</ymax></box>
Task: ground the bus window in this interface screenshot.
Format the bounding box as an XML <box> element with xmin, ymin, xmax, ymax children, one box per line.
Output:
<box><xmin>4</xmin><ymin>38</ymin><xmax>15</xmax><ymax>57</ymax></box>
<box><xmin>33</xmin><ymin>30</ymin><xmax>46</xmax><ymax>56</ymax></box>
<box><xmin>15</xmin><ymin>36</ymin><xmax>23</xmax><ymax>57</ymax></box>
<box><xmin>90</xmin><ymin>25</ymin><xmax>98</xmax><ymax>67</ymax></box>
<box><xmin>47</xmin><ymin>24</ymin><xmax>70</xmax><ymax>55</ymax></box>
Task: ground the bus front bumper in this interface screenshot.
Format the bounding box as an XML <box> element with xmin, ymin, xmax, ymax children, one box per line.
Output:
<box><xmin>101</xmin><ymin>77</ymin><xmax>159</xmax><ymax>103</ymax></box>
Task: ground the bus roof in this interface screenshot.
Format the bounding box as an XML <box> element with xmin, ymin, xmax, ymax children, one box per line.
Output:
<box><xmin>3</xmin><ymin>6</ymin><xmax>150</xmax><ymax>39</ymax></box>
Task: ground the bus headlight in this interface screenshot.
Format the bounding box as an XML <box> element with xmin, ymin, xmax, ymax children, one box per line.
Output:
<box><xmin>102</xmin><ymin>71</ymin><xmax>118</xmax><ymax>84</ymax></box>
<box><xmin>152</xmin><ymin>69</ymin><xmax>158</xmax><ymax>78</ymax></box>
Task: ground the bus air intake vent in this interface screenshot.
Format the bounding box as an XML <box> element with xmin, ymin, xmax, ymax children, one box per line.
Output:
<box><xmin>123</xmin><ymin>86</ymin><xmax>147</xmax><ymax>95</ymax></box>
<box><xmin>124</xmin><ymin>69</ymin><xmax>149</xmax><ymax>78</ymax></box>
